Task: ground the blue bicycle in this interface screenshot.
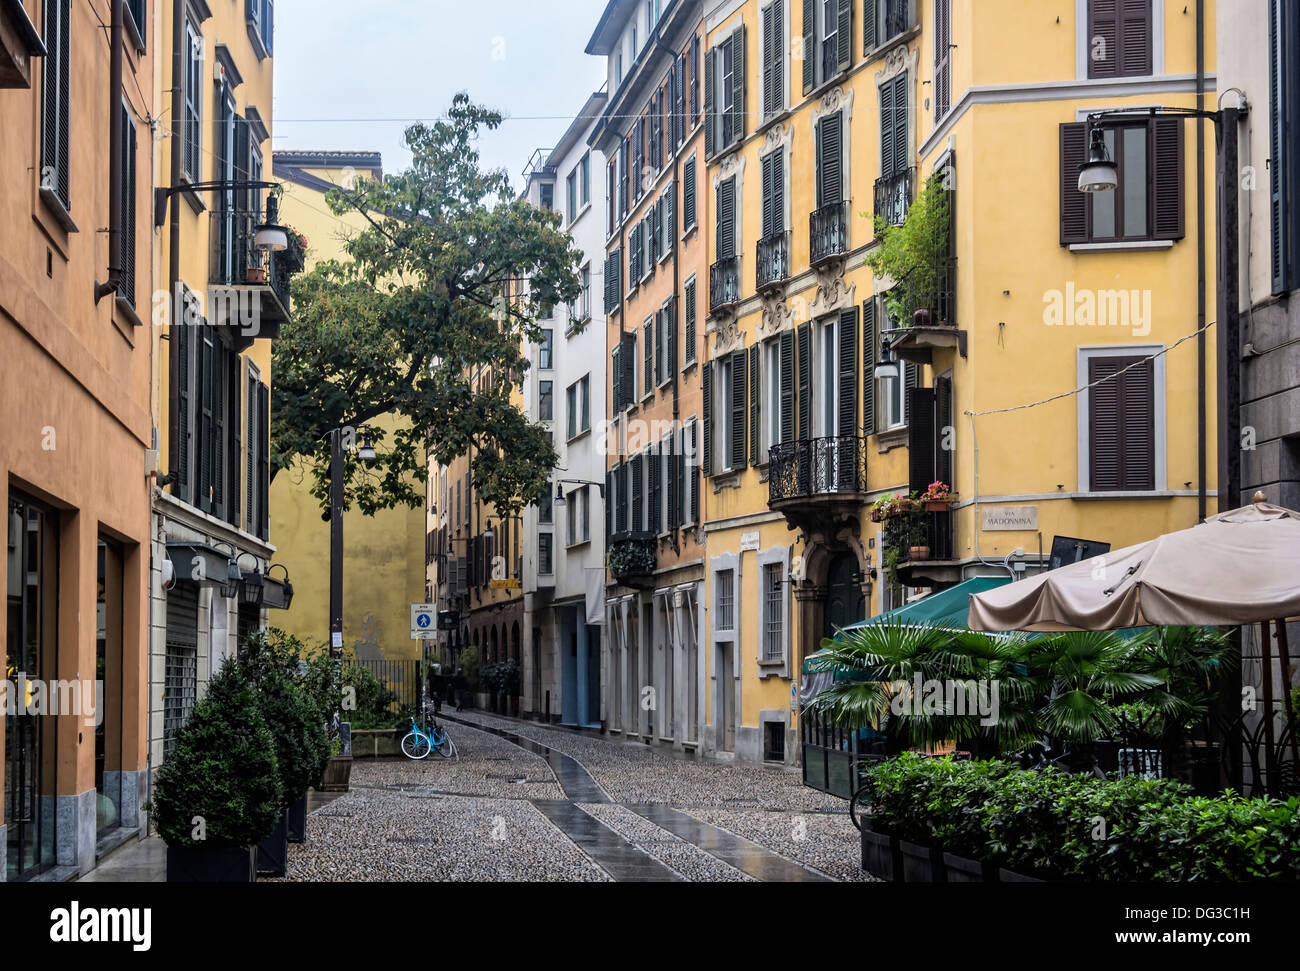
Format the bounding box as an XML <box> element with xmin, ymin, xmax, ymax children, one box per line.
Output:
<box><xmin>401</xmin><ymin>709</ymin><xmax>457</xmax><ymax>760</ymax></box>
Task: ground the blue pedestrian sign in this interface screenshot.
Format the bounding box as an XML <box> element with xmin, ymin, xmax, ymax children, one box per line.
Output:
<box><xmin>410</xmin><ymin>604</ymin><xmax>438</xmax><ymax>640</ymax></box>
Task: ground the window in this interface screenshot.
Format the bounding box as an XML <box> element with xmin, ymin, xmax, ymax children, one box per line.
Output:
<box><xmin>1081</xmin><ymin>351</ymin><xmax>1159</xmax><ymax>492</ymax></box>
<box><xmin>118</xmin><ymin>105</ymin><xmax>138</xmax><ymax>306</ymax></box>
<box><xmin>183</xmin><ymin>19</ymin><xmax>203</xmax><ymax>181</ymax></box>
<box><xmin>580</xmin><ymin>265</ymin><xmax>592</xmax><ymax>321</ymax></box>
<box><xmin>125</xmin><ymin>0</ymin><xmax>146</xmax><ymax>47</ymax></box>
<box><xmin>1086</xmin><ymin>0</ymin><xmax>1152</xmax><ymax>79</ymax></box>
<box><xmin>567</xmin><ymin>171</ymin><xmax>578</xmax><ymax>222</ymax></box>
<box><xmin>710</xmin><ymin>350</ymin><xmax>748</xmax><ymax>473</ymax></box>
<box><xmin>802</xmin><ymin>0</ymin><xmax>852</xmax><ymax>94</ymax></box>
<box><xmin>580</xmin><ymin>152</ymin><xmax>591</xmax><ymax>206</ymax></box>
<box><xmin>539</xmin><ymin>533</ymin><xmax>554</xmax><ymax>575</ymax></box>
<box><xmin>865</xmin><ymin>0</ymin><xmax>916</xmax><ymax>53</ymax></box>
<box><xmin>539</xmin><ymin>485</ymin><xmax>553</xmax><ymax>525</ymax></box>
<box><xmin>567</xmin><ymin>376</ymin><xmax>590</xmax><ymax>440</ymax></box>
<box><xmin>760</xmin><ymin>148</ymin><xmax>786</xmax><ymax>239</ymax></box>
<box><xmin>247</xmin><ymin>0</ymin><xmax>274</xmax><ymax>59</ymax></box>
<box><xmin>566</xmin><ymin>486</ymin><xmax>590</xmax><ymax>547</ymax></box>
<box><xmin>540</xmin><ymin>182</ymin><xmax>555</xmax><ymax>211</ymax></box>
<box><xmin>716</xmin><ymin>569</ymin><xmax>736</xmax><ymax>630</ymax></box>
<box><xmin>539</xmin><ymin>329</ymin><xmax>554</xmax><ymax>370</ymax></box>
<box><xmin>762</xmin><ymin>562</ymin><xmax>784</xmax><ymax>661</ymax></box>
<box><xmin>539</xmin><ymin>380</ymin><xmax>554</xmax><ymax>421</ymax></box>
<box><xmin>705</xmin><ymin>25</ymin><xmax>746</xmax><ymax>156</ymax></box>
<box><xmin>934</xmin><ymin>0</ymin><xmax>951</xmax><ymax>119</ymax></box>
<box><xmin>1059</xmin><ymin>120</ymin><xmax>1184</xmax><ymax>245</ymax></box>
<box><xmin>760</xmin><ymin>0</ymin><xmax>786</xmax><ymax>119</ymax></box>
<box><xmin>40</xmin><ymin>0</ymin><xmax>71</xmax><ymax>211</ymax></box>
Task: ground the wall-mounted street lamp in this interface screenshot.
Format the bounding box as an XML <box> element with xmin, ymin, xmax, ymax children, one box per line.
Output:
<box><xmin>1076</xmin><ymin>127</ymin><xmax>1119</xmax><ymax>193</ymax></box>
<box><xmin>153</xmin><ymin>179</ymin><xmax>284</xmax><ymax>231</ymax></box>
<box><xmin>552</xmin><ymin>479</ymin><xmax>606</xmax><ymax>508</ymax></box>
<box><xmin>874</xmin><ymin>341</ymin><xmax>900</xmax><ymax>381</ymax></box>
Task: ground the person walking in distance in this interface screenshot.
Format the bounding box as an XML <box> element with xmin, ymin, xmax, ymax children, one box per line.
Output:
<box><xmin>453</xmin><ymin>667</ymin><xmax>469</xmax><ymax>711</ymax></box>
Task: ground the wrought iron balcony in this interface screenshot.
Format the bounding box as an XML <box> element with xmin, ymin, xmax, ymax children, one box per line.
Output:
<box><xmin>768</xmin><ymin>436</ymin><xmax>868</xmax><ymax>506</ymax></box>
<box><xmin>709</xmin><ymin>255</ymin><xmax>741</xmax><ymax>312</ymax></box>
<box><xmin>873</xmin><ymin>167</ymin><xmax>915</xmax><ymax>229</ymax></box>
<box><xmin>809</xmin><ymin>202</ymin><xmax>849</xmax><ymax>266</ymax></box>
<box><xmin>210</xmin><ymin>207</ymin><xmax>294</xmax><ymax>338</ymax></box>
<box><xmin>609</xmin><ymin>533</ymin><xmax>656</xmax><ymax>584</ymax></box>
<box><xmin>756</xmin><ymin>232</ymin><xmax>790</xmax><ymax>292</ymax></box>
<box><xmin>884</xmin><ymin>257</ymin><xmax>958</xmax><ymax>329</ymax></box>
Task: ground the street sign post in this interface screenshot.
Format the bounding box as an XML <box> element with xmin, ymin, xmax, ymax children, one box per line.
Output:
<box><xmin>410</xmin><ymin>603</ymin><xmax>437</xmax><ymax>640</ymax></box>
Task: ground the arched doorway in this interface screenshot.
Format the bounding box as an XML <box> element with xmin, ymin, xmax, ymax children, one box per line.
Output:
<box><xmin>824</xmin><ymin>553</ymin><xmax>865</xmax><ymax>639</ymax></box>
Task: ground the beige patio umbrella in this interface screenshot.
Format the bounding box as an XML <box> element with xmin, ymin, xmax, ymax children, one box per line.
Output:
<box><xmin>968</xmin><ymin>493</ymin><xmax>1300</xmax><ymax>793</ymax></box>
<box><xmin>968</xmin><ymin>495</ymin><xmax>1300</xmax><ymax>633</ymax></box>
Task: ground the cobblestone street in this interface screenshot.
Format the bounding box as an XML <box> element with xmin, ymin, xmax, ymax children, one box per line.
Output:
<box><xmin>276</xmin><ymin>714</ymin><xmax>871</xmax><ymax>882</ymax></box>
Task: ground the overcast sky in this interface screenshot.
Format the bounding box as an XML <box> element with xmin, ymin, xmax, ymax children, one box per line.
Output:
<box><xmin>272</xmin><ymin>0</ymin><xmax>610</xmax><ymax>187</ymax></box>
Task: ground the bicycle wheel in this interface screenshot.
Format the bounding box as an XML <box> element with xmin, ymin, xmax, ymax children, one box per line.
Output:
<box><xmin>401</xmin><ymin>731</ymin><xmax>432</xmax><ymax>760</ymax></box>
<box><xmin>433</xmin><ymin>730</ymin><xmax>453</xmax><ymax>758</ymax></box>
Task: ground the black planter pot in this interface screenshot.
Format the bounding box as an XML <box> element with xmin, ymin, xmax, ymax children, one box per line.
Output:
<box><xmin>256</xmin><ymin>808</ymin><xmax>289</xmax><ymax>876</ymax></box>
<box><xmin>166</xmin><ymin>845</ymin><xmax>257</xmax><ymax>883</ymax></box>
<box><xmin>860</xmin><ymin>824</ymin><xmax>902</xmax><ymax>881</ymax></box>
<box><xmin>998</xmin><ymin>867</ymin><xmax>1046</xmax><ymax>883</ymax></box>
<box><xmin>287</xmin><ymin>794</ymin><xmax>308</xmax><ymax>843</ymax></box>
<box><xmin>942</xmin><ymin>852</ymin><xmax>998</xmax><ymax>883</ymax></box>
<box><xmin>899</xmin><ymin>839</ymin><xmax>946</xmax><ymax>883</ymax></box>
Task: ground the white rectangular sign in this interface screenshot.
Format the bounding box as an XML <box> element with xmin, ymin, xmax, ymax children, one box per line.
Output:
<box><xmin>411</xmin><ymin>603</ymin><xmax>438</xmax><ymax>640</ymax></box>
<box><xmin>981</xmin><ymin>506</ymin><xmax>1039</xmax><ymax>531</ymax></box>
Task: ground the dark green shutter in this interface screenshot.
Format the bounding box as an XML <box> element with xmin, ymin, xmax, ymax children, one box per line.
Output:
<box><xmin>684</xmin><ymin>157</ymin><xmax>697</xmax><ymax>228</ymax></box>
<box><xmin>689</xmin><ymin>419</ymin><xmax>701</xmax><ymax>523</ymax></box>
<box><xmin>731</xmin><ymin>24</ymin><xmax>746</xmax><ymax>145</ymax></box>
<box><xmin>257</xmin><ymin>381</ymin><xmax>270</xmax><ymax>540</ymax></box>
<box><xmin>667</xmin><ymin>434</ymin><xmax>678</xmax><ymax>528</ymax></box>
<box><xmin>862</xmin><ymin>299</ymin><xmax>876</xmax><ymax>435</ymax></box>
<box><xmin>779</xmin><ymin>329</ymin><xmax>795</xmax><ymax>444</ymax></box>
<box><xmin>749</xmin><ymin>343</ymin><xmax>761</xmax><ymax>466</ymax></box>
<box><xmin>890</xmin><ymin>75</ymin><xmax>908</xmax><ymax>178</ymax></box>
<box><xmin>612</xmin><ymin>345</ymin><xmax>623</xmax><ymax>412</ymax></box>
<box><xmin>863</xmin><ymin>0</ymin><xmax>878</xmax><ymax>53</ymax></box>
<box><xmin>644</xmin><ymin>317</ymin><xmax>654</xmax><ymax>392</ymax></box>
<box><xmin>212</xmin><ymin>341</ymin><xmax>226</xmax><ymax>519</ymax></box>
<box><xmin>667</xmin><ymin>298</ymin><xmax>678</xmax><ymax>376</ymax></box>
<box><xmin>228</xmin><ymin>357</ymin><xmax>241</xmax><ymax>526</ymax></box>
<box><xmin>817</xmin><ymin>112</ymin><xmax>842</xmax><ymax>207</ymax></box>
<box><xmin>837</xmin><ymin>306</ymin><xmax>859</xmax><ymax>436</ymax></box>
<box><xmin>705</xmin><ymin>45</ymin><xmax>716</xmax><ymax>156</ymax></box>
<box><xmin>796</xmin><ymin>322</ymin><xmax>812</xmax><ymax>440</ymax></box>
<box><xmin>650</xmin><ymin>443</ymin><xmax>662</xmax><ymax>533</ymax></box>
<box><xmin>836</xmin><ymin>0</ymin><xmax>852</xmax><ymax>73</ymax></box>
<box><xmin>718</xmin><ymin>177</ymin><xmax>736</xmax><ymax>258</ymax></box>
<box><xmin>702</xmin><ymin>361</ymin><xmax>713</xmax><ymax>476</ymax></box>
<box><xmin>197</xmin><ymin>328</ymin><xmax>213</xmax><ymax>512</ymax></box>
<box><xmin>802</xmin><ymin>0</ymin><xmax>815</xmax><ymax>93</ymax></box>
<box><xmin>907</xmin><ymin>387</ymin><xmax>936</xmax><ymax>493</ymax></box>
<box><xmin>935</xmin><ymin>0</ymin><xmax>951</xmax><ymax>116</ymax></box>
<box><xmin>119</xmin><ymin>108</ymin><xmax>137</xmax><ymax>305</ymax></box>
<box><xmin>175</xmin><ymin>314</ymin><xmax>191</xmax><ymax>501</ymax></box>
<box><xmin>730</xmin><ymin>349</ymin><xmax>747</xmax><ymax>470</ymax></box>
<box><xmin>631</xmin><ymin>453</ymin><xmax>644</xmax><ymax>531</ymax></box>
<box><xmin>761</xmin><ymin>152</ymin><xmax>775</xmax><ymax>238</ymax></box>
<box><xmin>622</xmin><ymin>332</ymin><xmax>636</xmax><ymax>409</ymax></box>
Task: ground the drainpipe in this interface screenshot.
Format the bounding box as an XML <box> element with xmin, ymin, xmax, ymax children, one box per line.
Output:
<box><xmin>94</xmin><ymin>0</ymin><xmax>124</xmax><ymax>304</ymax></box>
<box><xmin>1195</xmin><ymin>0</ymin><xmax>1207</xmax><ymax>521</ymax></box>
<box><xmin>167</xmin><ymin>0</ymin><xmax>184</xmax><ymax>488</ymax></box>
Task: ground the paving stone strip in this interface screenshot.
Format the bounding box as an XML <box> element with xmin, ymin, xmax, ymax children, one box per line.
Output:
<box><xmin>530</xmin><ymin>800</ymin><xmax>683</xmax><ymax>882</ymax></box>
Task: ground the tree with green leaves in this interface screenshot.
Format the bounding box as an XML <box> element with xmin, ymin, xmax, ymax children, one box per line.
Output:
<box><xmin>272</xmin><ymin>95</ymin><xmax>584</xmax><ymax>516</ymax></box>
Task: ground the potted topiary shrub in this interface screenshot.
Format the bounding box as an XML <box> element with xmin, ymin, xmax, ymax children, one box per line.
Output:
<box><xmin>150</xmin><ymin>659</ymin><xmax>282</xmax><ymax>882</ymax></box>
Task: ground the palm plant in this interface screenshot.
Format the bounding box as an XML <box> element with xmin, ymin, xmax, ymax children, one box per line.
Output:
<box><xmin>1024</xmin><ymin>630</ymin><xmax>1161</xmax><ymax>743</ymax></box>
<box><xmin>1125</xmin><ymin>626</ymin><xmax>1235</xmax><ymax>730</ymax></box>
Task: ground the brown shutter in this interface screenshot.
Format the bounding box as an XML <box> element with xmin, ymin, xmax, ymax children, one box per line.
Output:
<box><xmin>1151</xmin><ymin>117</ymin><xmax>1185</xmax><ymax>240</ymax></box>
<box><xmin>1118</xmin><ymin>0</ymin><xmax>1153</xmax><ymax>76</ymax></box>
<box><xmin>1088</xmin><ymin>0</ymin><xmax>1119</xmax><ymax>78</ymax></box>
<box><xmin>1089</xmin><ymin>356</ymin><xmax>1154</xmax><ymax>491</ymax></box>
<box><xmin>1060</xmin><ymin>122</ymin><xmax>1089</xmax><ymax>245</ymax></box>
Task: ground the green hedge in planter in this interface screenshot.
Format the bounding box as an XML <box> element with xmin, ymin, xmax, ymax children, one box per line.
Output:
<box><xmin>150</xmin><ymin>660</ymin><xmax>282</xmax><ymax>849</ymax></box>
<box><xmin>860</xmin><ymin>753</ymin><xmax>1300</xmax><ymax>881</ymax></box>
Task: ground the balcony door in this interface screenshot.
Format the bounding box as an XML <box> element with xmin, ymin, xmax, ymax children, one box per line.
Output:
<box><xmin>5</xmin><ymin>493</ymin><xmax>59</xmax><ymax>881</ymax></box>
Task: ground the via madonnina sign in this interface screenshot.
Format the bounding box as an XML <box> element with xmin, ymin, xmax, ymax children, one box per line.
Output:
<box><xmin>981</xmin><ymin>506</ymin><xmax>1038</xmax><ymax>531</ymax></box>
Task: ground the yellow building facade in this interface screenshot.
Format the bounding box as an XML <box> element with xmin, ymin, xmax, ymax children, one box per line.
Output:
<box><xmin>265</xmin><ymin>152</ymin><xmax>428</xmax><ymax>667</ymax></box>
<box><xmin>699</xmin><ymin>0</ymin><xmax>1217</xmax><ymax>765</ymax></box>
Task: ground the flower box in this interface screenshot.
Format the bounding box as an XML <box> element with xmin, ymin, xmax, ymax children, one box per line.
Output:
<box><xmin>860</xmin><ymin>824</ymin><xmax>901</xmax><ymax>882</ymax></box>
<box><xmin>898</xmin><ymin>839</ymin><xmax>946</xmax><ymax>883</ymax></box>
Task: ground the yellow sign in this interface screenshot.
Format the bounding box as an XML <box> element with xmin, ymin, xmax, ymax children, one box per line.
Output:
<box><xmin>489</xmin><ymin>579</ymin><xmax>521</xmax><ymax>590</ymax></box>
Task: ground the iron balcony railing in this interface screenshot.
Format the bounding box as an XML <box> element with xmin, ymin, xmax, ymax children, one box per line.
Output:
<box><xmin>756</xmin><ymin>232</ymin><xmax>790</xmax><ymax>291</ymax></box>
<box><xmin>809</xmin><ymin>201</ymin><xmax>849</xmax><ymax>265</ymax></box>
<box><xmin>885</xmin><ymin>257</ymin><xmax>958</xmax><ymax>328</ymax></box>
<box><xmin>709</xmin><ymin>255</ymin><xmax>741</xmax><ymax>312</ymax></box>
<box><xmin>210</xmin><ymin>208</ymin><xmax>293</xmax><ymax>312</ymax></box>
<box><xmin>873</xmin><ymin>167</ymin><xmax>915</xmax><ymax>229</ymax></box>
<box><xmin>768</xmin><ymin>435</ymin><xmax>868</xmax><ymax>504</ymax></box>
<box><xmin>912</xmin><ymin>508</ymin><xmax>955</xmax><ymax>561</ymax></box>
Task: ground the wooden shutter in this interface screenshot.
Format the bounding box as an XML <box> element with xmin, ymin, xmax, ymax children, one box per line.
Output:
<box><xmin>1118</xmin><ymin>0</ymin><xmax>1152</xmax><ymax>76</ymax></box>
<box><xmin>212</xmin><ymin>342</ymin><xmax>226</xmax><ymax>519</ymax></box>
<box><xmin>683</xmin><ymin>157</ymin><xmax>697</xmax><ymax>228</ymax></box>
<box><xmin>119</xmin><ymin>108</ymin><xmax>137</xmax><ymax>305</ymax></box>
<box><xmin>228</xmin><ymin>358</ymin><xmax>242</xmax><ymax>527</ymax></box>
<box><xmin>837</xmin><ymin>306</ymin><xmax>859</xmax><ymax>436</ymax></box>
<box><xmin>689</xmin><ymin>419</ymin><xmax>701</xmax><ymax>523</ymax></box>
<box><xmin>890</xmin><ymin>75</ymin><xmax>908</xmax><ymax>178</ymax></box>
<box><xmin>802</xmin><ymin>0</ymin><xmax>815</xmax><ymax>94</ymax></box>
<box><xmin>907</xmin><ymin>387</ymin><xmax>936</xmax><ymax>493</ymax></box>
<box><xmin>197</xmin><ymin>328</ymin><xmax>214</xmax><ymax>512</ymax></box>
<box><xmin>817</xmin><ymin>112</ymin><xmax>843</xmax><ymax>207</ymax></box>
<box><xmin>1088</xmin><ymin>0</ymin><xmax>1119</xmax><ymax>78</ymax></box>
<box><xmin>1151</xmin><ymin>117</ymin><xmax>1185</xmax><ymax>240</ymax></box>
<box><xmin>664</xmin><ymin>183</ymin><xmax>676</xmax><ymax>254</ymax></box>
<box><xmin>1089</xmin><ymin>356</ymin><xmax>1154</xmax><ymax>490</ymax></box>
<box><xmin>796</xmin><ymin>322</ymin><xmax>812</xmax><ymax>440</ymax></box>
<box><xmin>650</xmin><ymin>443</ymin><xmax>662</xmax><ymax>533</ymax></box>
<box><xmin>731</xmin><ymin>24</ymin><xmax>747</xmax><ymax>145</ymax></box>
<box><xmin>622</xmin><ymin>332</ymin><xmax>636</xmax><ymax>408</ymax></box>
<box><xmin>864</xmin><ymin>0</ymin><xmax>878</xmax><ymax>53</ymax></box>
<box><xmin>779</xmin><ymin>328</ymin><xmax>795</xmax><ymax>445</ymax></box>
<box><xmin>247</xmin><ymin>370</ymin><xmax>257</xmax><ymax>527</ymax></box>
<box><xmin>685</xmin><ymin>280</ymin><xmax>697</xmax><ymax>361</ymax></box>
<box><xmin>631</xmin><ymin>452</ymin><xmax>644</xmax><ymax>531</ymax></box>
<box><xmin>862</xmin><ymin>299</ymin><xmax>876</xmax><ymax>435</ymax></box>
<box><xmin>935</xmin><ymin>373</ymin><xmax>953</xmax><ymax>487</ymax></box>
<box><xmin>257</xmin><ymin>381</ymin><xmax>270</xmax><ymax>539</ymax></box>
<box><xmin>612</xmin><ymin>345</ymin><xmax>623</xmax><ymax>413</ymax></box>
<box><xmin>667</xmin><ymin>297</ymin><xmax>678</xmax><ymax>376</ymax></box>
<box><xmin>667</xmin><ymin>434</ymin><xmax>679</xmax><ymax>528</ymax></box>
<box><xmin>1271</xmin><ymin>0</ymin><xmax>1288</xmax><ymax>293</ymax></box>
<box><xmin>934</xmin><ymin>0</ymin><xmax>951</xmax><ymax>119</ymax></box>
<box><xmin>750</xmin><ymin>343</ymin><xmax>762</xmax><ymax>465</ymax></box>
<box><xmin>880</xmin><ymin>75</ymin><xmax>897</xmax><ymax>181</ymax></box>
<box><xmin>644</xmin><ymin>318</ymin><xmax>654</xmax><ymax>392</ymax></box>
<box><xmin>761</xmin><ymin>152</ymin><xmax>776</xmax><ymax>239</ymax></box>
<box><xmin>705</xmin><ymin>45</ymin><xmax>716</xmax><ymax>156</ymax></box>
<box><xmin>763</xmin><ymin>1</ymin><xmax>777</xmax><ymax>116</ymax></box>
<box><xmin>836</xmin><ymin>0</ymin><xmax>852</xmax><ymax>73</ymax></box>
<box><xmin>42</xmin><ymin>0</ymin><xmax>73</xmax><ymax>209</ymax></box>
<box><xmin>702</xmin><ymin>361</ymin><xmax>714</xmax><ymax>476</ymax></box>
<box><xmin>1060</xmin><ymin>123</ymin><xmax>1089</xmax><ymax>245</ymax></box>
<box><xmin>718</xmin><ymin>176</ymin><xmax>737</xmax><ymax>258</ymax></box>
<box><xmin>175</xmin><ymin>314</ymin><xmax>191</xmax><ymax>501</ymax></box>
<box><xmin>730</xmin><ymin>350</ymin><xmax>748</xmax><ymax>471</ymax></box>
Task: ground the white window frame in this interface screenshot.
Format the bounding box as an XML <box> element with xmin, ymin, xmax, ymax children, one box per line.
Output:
<box><xmin>1076</xmin><ymin>343</ymin><xmax>1167</xmax><ymax>494</ymax></box>
<box><xmin>756</xmin><ymin>546</ymin><xmax>791</xmax><ymax>678</ymax></box>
